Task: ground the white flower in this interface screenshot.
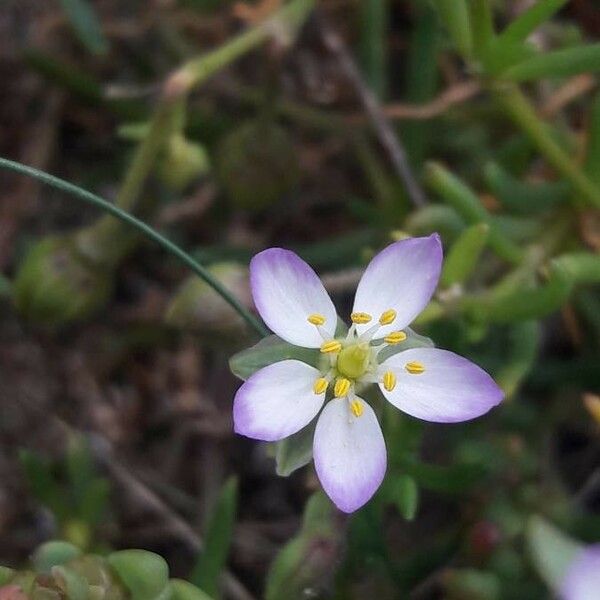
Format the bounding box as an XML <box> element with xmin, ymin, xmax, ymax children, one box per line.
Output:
<box><xmin>233</xmin><ymin>234</ymin><xmax>503</xmax><ymax>512</ymax></box>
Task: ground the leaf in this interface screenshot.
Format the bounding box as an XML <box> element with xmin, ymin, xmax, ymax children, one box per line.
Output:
<box><xmin>273</xmin><ymin>421</ymin><xmax>316</xmax><ymax>477</ymax></box>
<box><xmin>424</xmin><ymin>162</ymin><xmax>523</xmax><ymax>264</ymax></box>
<box><xmin>526</xmin><ymin>516</ymin><xmax>582</xmax><ymax>592</ymax></box>
<box><xmin>505</xmin><ymin>43</ymin><xmax>600</xmax><ymax>81</ymax></box>
<box><xmin>434</xmin><ymin>0</ymin><xmax>472</xmax><ymax>58</ymax></box>
<box><xmin>497</xmin><ymin>0</ymin><xmax>568</xmax><ymax>46</ymax></box>
<box><xmin>229</xmin><ymin>335</ymin><xmax>319</xmax><ymax>380</ymax></box>
<box><xmin>441</xmin><ymin>223</ymin><xmax>489</xmax><ymax>287</ymax></box>
<box><xmin>59</xmin><ymin>0</ymin><xmax>109</xmax><ymax>55</ymax></box>
<box><xmin>108</xmin><ymin>550</ymin><xmax>170</xmax><ymax>600</ymax></box>
<box><xmin>190</xmin><ymin>478</ymin><xmax>238</xmax><ymax>599</ymax></box>
<box><xmin>170</xmin><ymin>580</ymin><xmax>214</xmax><ymax>600</ymax></box>
<box><xmin>401</xmin><ymin>459</ymin><xmax>489</xmax><ymax>494</ymax></box>
<box><xmin>484</xmin><ymin>162</ymin><xmax>569</xmax><ymax>214</ymax></box>
<box><xmin>389</xmin><ymin>475</ymin><xmax>419</xmax><ymax>521</ymax></box>
<box><xmin>265</xmin><ymin>493</ymin><xmax>340</xmax><ymax>600</ymax></box>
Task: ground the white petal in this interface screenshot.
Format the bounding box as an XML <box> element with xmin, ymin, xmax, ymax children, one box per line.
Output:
<box><xmin>313</xmin><ymin>398</ymin><xmax>386</xmax><ymax>513</ymax></box>
<box><xmin>352</xmin><ymin>234</ymin><xmax>442</xmax><ymax>338</ymax></box>
<box><xmin>250</xmin><ymin>248</ymin><xmax>337</xmax><ymax>348</ymax></box>
<box><xmin>233</xmin><ymin>360</ymin><xmax>325</xmax><ymax>442</ymax></box>
<box><xmin>379</xmin><ymin>348</ymin><xmax>503</xmax><ymax>423</ymax></box>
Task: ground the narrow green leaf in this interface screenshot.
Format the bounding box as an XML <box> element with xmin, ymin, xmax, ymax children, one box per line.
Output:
<box><xmin>505</xmin><ymin>43</ymin><xmax>600</xmax><ymax>81</ymax></box>
<box><xmin>463</xmin><ymin>262</ymin><xmax>573</xmax><ymax>323</ymax></box>
<box><xmin>108</xmin><ymin>550</ymin><xmax>170</xmax><ymax>600</ymax></box>
<box><xmin>59</xmin><ymin>0</ymin><xmax>109</xmax><ymax>55</ymax></box>
<box><xmin>553</xmin><ymin>252</ymin><xmax>600</xmax><ymax>285</ymax></box>
<box><xmin>229</xmin><ymin>335</ymin><xmax>319</xmax><ymax>380</ymax></box>
<box><xmin>265</xmin><ymin>493</ymin><xmax>341</xmax><ymax>600</ymax></box>
<box><xmin>391</xmin><ymin>475</ymin><xmax>419</xmax><ymax>521</ymax></box>
<box><xmin>358</xmin><ymin>0</ymin><xmax>388</xmax><ymax>99</ymax></box>
<box><xmin>425</xmin><ymin>162</ymin><xmax>523</xmax><ymax>264</ymax></box>
<box><xmin>468</xmin><ymin>0</ymin><xmax>495</xmax><ymax>56</ymax></box>
<box><xmin>274</xmin><ymin>422</ymin><xmax>315</xmax><ymax>477</ymax></box>
<box><xmin>497</xmin><ymin>0</ymin><xmax>568</xmax><ymax>46</ymax></box>
<box><xmin>401</xmin><ymin>459</ymin><xmax>488</xmax><ymax>494</ymax></box>
<box><xmin>494</xmin><ymin>321</ymin><xmax>540</xmax><ymax>398</ymax></box>
<box><xmin>441</xmin><ymin>223</ymin><xmax>489</xmax><ymax>287</ymax></box>
<box><xmin>434</xmin><ymin>0</ymin><xmax>472</xmax><ymax>58</ymax></box>
<box><xmin>526</xmin><ymin>516</ymin><xmax>582</xmax><ymax>592</ymax></box>
<box><xmin>171</xmin><ymin>580</ymin><xmax>214</xmax><ymax>600</ymax></box>
<box><xmin>585</xmin><ymin>92</ymin><xmax>600</xmax><ymax>186</ymax></box>
<box><xmin>484</xmin><ymin>162</ymin><xmax>570</xmax><ymax>214</ymax></box>
<box><xmin>190</xmin><ymin>478</ymin><xmax>238</xmax><ymax>599</ymax></box>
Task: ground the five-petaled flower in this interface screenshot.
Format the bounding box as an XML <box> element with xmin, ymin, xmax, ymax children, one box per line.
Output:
<box><xmin>233</xmin><ymin>234</ymin><xmax>503</xmax><ymax>512</ymax></box>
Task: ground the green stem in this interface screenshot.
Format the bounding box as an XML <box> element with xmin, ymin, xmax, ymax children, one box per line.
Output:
<box><xmin>0</xmin><ymin>157</ymin><xmax>268</xmax><ymax>338</ymax></box>
<box><xmin>83</xmin><ymin>0</ymin><xmax>315</xmax><ymax>261</ymax></box>
<box><xmin>495</xmin><ymin>85</ymin><xmax>600</xmax><ymax>208</ymax></box>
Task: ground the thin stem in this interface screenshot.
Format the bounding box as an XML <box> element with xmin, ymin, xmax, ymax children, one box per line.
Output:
<box><xmin>495</xmin><ymin>84</ymin><xmax>600</xmax><ymax>208</ymax></box>
<box><xmin>0</xmin><ymin>157</ymin><xmax>268</xmax><ymax>338</ymax></box>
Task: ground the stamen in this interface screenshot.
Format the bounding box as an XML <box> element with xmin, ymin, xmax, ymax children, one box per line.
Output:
<box><xmin>379</xmin><ymin>309</ymin><xmax>397</xmax><ymax>326</ymax></box>
<box><xmin>320</xmin><ymin>340</ymin><xmax>342</xmax><ymax>354</ymax></box>
<box><xmin>351</xmin><ymin>312</ymin><xmax>372</xmax><ymax>324</ymax></box>
<box><xmin>383</xmin><ymin>371</ymin><xmax>396</xmax><ymax>391</ymax></box>
<box><xmin>405</xmin><ymin>361</ymin><xmax>425</xmax><ymax>375</ymax></box>
<box><xmin>307</xmin><ymin>313</ymin><xmax>326</xmax><ymax>326</ymax></box>
<box><xmin>313</xmin><ymin>378</ymin><xmax>328</xmax><ymax>395</ymax></box>
<box><xmin>384</xmin><ymin>331</ymin><xmax>407</xmax><ymax>345</ymax></box>
<box><xmin>334</xmin><ymin>378</ymin><xmax>351</xmax><ymax>398</ymax></box>
<box><xmin>350</xmin><ymin>399</ymin><xmax>364</xmax><ymax>418</ymax></box>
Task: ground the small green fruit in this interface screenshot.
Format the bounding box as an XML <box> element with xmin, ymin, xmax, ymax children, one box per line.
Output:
<box><xmin>13</xmin><ymin>235</ymin><xmax>113</xmax><ymax>327</ymax></box>
<box><xmin>216</xmin><ymin>121</ymin><xmax>299</xmax><ymax>210</ymax></box>
<box><xmin>159</xmin><ymin>135</ymin><xmax>210</xmax><ymax>191</ymax></box>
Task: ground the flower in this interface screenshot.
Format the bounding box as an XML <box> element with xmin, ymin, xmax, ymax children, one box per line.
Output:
<box><xmin>233</xmin><ymin>234</ymin><xmax>503</xmax><ymax>512</ymax></box>
<box><xmin>560</xmin><ymin>544</ymin><xmax>600</xmax><ymax>600</ymax></box>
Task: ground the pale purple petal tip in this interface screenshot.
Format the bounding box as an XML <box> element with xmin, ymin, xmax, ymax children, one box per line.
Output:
<box><xmin>380</xmin><ymin>348</ymin><xmax>503</xmax><ymax>423</ymax></box>
<box><xmin>250</xmin><ymin>248</ymin><xmax>337</xmax><ymax>348</ymax></box>
<box><xmin>313</xmin><ymin>398</ymin><xmax>386</xmax><ymax>513</ymax></box>
<box><xmin>233</xmin><ymin>360</ymin><xmax>325</xmax><ymax>442</ymax></box>
<box><xmin>561</xmin><ymin>545</ymin><xmax>600</xmax><ymax>600</ymax></box>
<box><xmin>352</xmin><ymin>234</ymin><xmax>443</xmax><ymax>337</ymax></box>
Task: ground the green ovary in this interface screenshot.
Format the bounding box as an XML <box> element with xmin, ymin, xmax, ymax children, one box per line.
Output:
<box><xmin>336</xmin><ymin>343</ymin><xmax>371</xmax><ymax>379</ymax></box>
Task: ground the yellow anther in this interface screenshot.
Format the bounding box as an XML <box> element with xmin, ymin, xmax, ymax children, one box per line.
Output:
<box><xmin>313</xmin><ymin>378</ymin><xmax>328</xmax><ymax>395</ymax></box>
<box><xmin>320</xmin><ymin>340</ymin><xmax>342</xmax><ymax>354</ymax></box>
<box><xmin>384</xmin><ymin>331</ymin><xmax>407</xmax><ymax>345</ymax></box>
<box><xmin>383</xmin><ymin>371</ymin><xmax>396</xmax><ymax>392</ymax></box>
<box><xmin>307</xmin><ymin>313</ymin><xmax>326</xmax><ymax>326</ymax></box>
<box><xmin>351</xmin><ymin>312</ymin><xmax>373</xmax><ymax>324</ymax></box>
<box><xmin>350</xmin><ymin>399</ymin><xmax>364</xmax><ymax>418</ymax></box>
<box><xmin>405</xmin><ymin>361</ymin><xmax>425</xmax><ymax>375</ymax></box>
<box><xmin>379</xmin><ymin>309</ymin><xmax>397</xmax><ymax>326</ymax></box>
<box><xmin>334</xmin><ymin>378</ymin><xmax>351</xmax><ymax>398</ymax></box>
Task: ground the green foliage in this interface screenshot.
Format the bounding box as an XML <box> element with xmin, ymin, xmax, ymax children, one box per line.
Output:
<box><xmin>190</xmin><ymin>478</ymin><xmax>238</xmax><ymax>598</ymax></box>
<box><xmin>20</xmin><ymin>438</ymin><xmax>110</xmax><ymax>550</ymax></box>
<box><xmin>59</xmin><ymin>0</ymin><xmax>109</xmax><ymax>56</ymax></box>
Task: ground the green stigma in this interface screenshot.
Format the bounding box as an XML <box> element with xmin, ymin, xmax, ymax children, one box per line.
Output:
<box><xmin>336</xmin><ymin>343</ymin><xmax>371</xmax><ymax>379</ymax></box>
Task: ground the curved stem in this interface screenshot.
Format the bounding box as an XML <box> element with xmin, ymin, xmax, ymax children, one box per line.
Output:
<box><xmin>0</xmin><ymin>157</ymin><xmax>268</xmax><ymax>338</ymax></box>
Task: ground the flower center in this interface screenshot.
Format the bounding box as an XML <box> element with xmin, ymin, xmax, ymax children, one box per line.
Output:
<box><xmin>336</xmin><ymin>343</ymin><xmax>371</xmax><ymax>379</ymax></box>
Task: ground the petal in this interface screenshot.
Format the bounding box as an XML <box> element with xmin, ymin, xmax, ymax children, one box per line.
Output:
<box><xmin>352</xmin><ymin>234</ymin><xmax>442</xmax><ymax>338</ymax></box>
<box><xmin>561</xmin><ymin>545</ymin><xmax>600</xmax><ymax>600</ymax></box>
<box><xmin>379</xmin><ymin>348</ymin><xmax>503</xmax><ymax>423</ymax></box>
<box><xmin>250</xmin><ymin>248</ymin><xmax>337</xmax><ymax>347</ymax></box>
<box><xmin>234</xmin><ymin>360</ymin><xmax>325</xmax><ymax>442</ymax></box>
<box><xmin>313</xmin><ymin>398</ymin><xmax>386</xmax><ymax>513</ymax></box>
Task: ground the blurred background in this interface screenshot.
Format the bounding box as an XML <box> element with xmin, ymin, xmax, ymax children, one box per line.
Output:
<box><xmin>0</xmin><ymin>0</ymin><xmax>599</xmax><ymax>598</ymax></box>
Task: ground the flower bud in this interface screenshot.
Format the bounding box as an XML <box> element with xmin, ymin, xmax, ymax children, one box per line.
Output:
<box><xmin>216</xmin><ymin>121</ymin><xmax>299</xmax><ymax>210</ymax></box>
<box><xmin>13</xmin><ymin>235</ymin><xmax>113</xmax><ymax>327</ymax></box>
<box><xmin>158</xmin><ymin>134</ymin><xmax>210</xmax><ymax>191</ymax></box>
<box><xmin>165</xmin><ymin>262</ymin><xmax>251</xmax><ymax>336</ymax></box>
